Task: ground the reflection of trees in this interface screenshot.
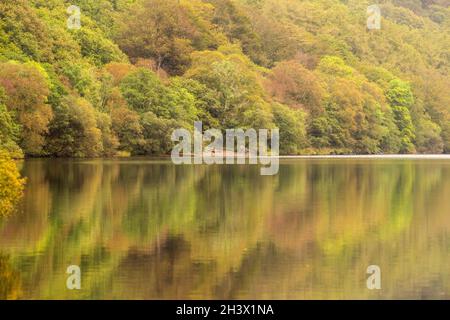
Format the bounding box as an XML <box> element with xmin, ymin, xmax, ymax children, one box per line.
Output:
<box><xmin>0</xmin><ymin>254</ymin><xmax>21</xmax><ymax>299</ymax></box>
<box><xmin>1</xmin><ymin>160</ymin><xmax>49</xmax><ymax>249</ymax></box>
<box><xmin>111</xmin><ymin>237</ymin><xmax>202</xmax><ymax>299</ymax></box>
<box><xmin>0</xmin><ymin>159</ymin><xmax>450</xmax><ymax>299</ymax></box>
<box><xmin>222</xmin><ymin>160</ymin><xmax>450</xmax><ymax>299</ymax></box>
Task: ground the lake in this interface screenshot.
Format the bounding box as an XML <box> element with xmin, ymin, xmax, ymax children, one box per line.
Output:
<box><xmin>1</xmin><ymin>157</ymin><xmax>450</xmax><ymax>299</ymax></box>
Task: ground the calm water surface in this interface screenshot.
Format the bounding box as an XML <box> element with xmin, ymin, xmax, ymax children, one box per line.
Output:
<box><xmin>1</xmin><ymin>158</ymin><xmax>450</xmax><ymax>299</ymax></box>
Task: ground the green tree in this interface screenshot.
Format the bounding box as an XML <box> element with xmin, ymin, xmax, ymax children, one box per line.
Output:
<box><xmin>120</xmin><ymin>68</ymin><xmax>171</xmax><ymax>114</ymax></box>
<box><xmin>45</xmin><ymin>96</ymin><xmax>103</xmax><ymax>157</ymax></box>
<box><xmin>185</xmin><ymin>46</ymin><xmax>273</xmax><ymax>129</ymax></box>
<box><xmin>139</xmin><ymin>112</ymin><xmax>182</xmax><ymax>155</ymax></box>
<box><xmin>386</xmin><ymin>79</ymin><xmax>416</xmax><ymax>153</ymax></box>
<box><xmin>0</xmin><ymin>89</ymin><xmax>22</xmax><ymax>158</ymax></box>
<box><xmin>272</xmin><ymin>103</ymin><xmax>307</xmax><ymax>155</ymax></box>
<box><xmin>120</xmin><ymin>68</ymin><xmax>198</xmax><ymax>124</ymax></box>
<box><xmin>96</xmin><ymin>111</ymin><xmax>119</xmax><ymax>156</ymax></box>
<box><xmin>111</xmin><ymin>106</ymin><xmax>144</xmax><ymax>153</ymax></box>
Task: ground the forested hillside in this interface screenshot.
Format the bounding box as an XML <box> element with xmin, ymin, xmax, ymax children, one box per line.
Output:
<box><xmin>0</xmin><ymin>0</ymin><xmax>449</xmax><ymax>157</ymax></box>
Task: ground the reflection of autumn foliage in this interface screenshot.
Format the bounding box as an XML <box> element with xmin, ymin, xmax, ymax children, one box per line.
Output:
<box><xmin>0</xmin><ymin>154</ymin><xmax>25</xmax><ymax>217</ymax></box>
<box><xmin>0</xmin><ymin>254</ymin><xmax>21</xmax><ymax>299</ymax></box>
<box><xmin>1</xmin><ymin>160</ymin><xmax>450</xmax><ymax>299</ymax></box>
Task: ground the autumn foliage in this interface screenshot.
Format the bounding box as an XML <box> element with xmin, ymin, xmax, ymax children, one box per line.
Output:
<box><xmin>0</xmin><ymin>0</ymin><xmax>449</xmax><ymax>157</ymax></box>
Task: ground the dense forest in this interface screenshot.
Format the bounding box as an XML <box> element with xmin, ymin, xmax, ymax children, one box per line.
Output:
<box><xmin>1</xmin><ymin>0</ymin><xmax>450</xmax><ymax>299</ymax></box>
<box><xmin>0</xmin><ymin>0</ymin><xmax>449</xmax><ymax>159</ymax></box>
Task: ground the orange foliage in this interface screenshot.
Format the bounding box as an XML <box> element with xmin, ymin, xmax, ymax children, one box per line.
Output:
<box><xmin>0</xmin><ymin>62</ymin><xmax>53</xmax><ymax>155</ymax></box>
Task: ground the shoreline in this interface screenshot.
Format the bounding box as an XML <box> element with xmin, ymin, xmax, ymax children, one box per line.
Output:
<box><xmin>16</xmin><ymin>154</ymin><xmax>450</xmax><ymax>162</ymax></box>
<box><xmin>278</xmin><ymin>154</ymin><xmax>450</xmax><ymax>159</ymax></box>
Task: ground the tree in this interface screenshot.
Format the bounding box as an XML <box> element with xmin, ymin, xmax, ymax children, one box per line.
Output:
<box><xmin>116</xmin><ymin>0</ymin><xmax>221</xmax><ymax>75</ymax></box>
<box><xmin>185</xmin><ymin>46</ymin><xmax>274</xmax><ymax>129</ymax></box>
<box><xmin>169</xmin><ymin>77</ymin><xmax>221</xmax><ymax>129</ymax></box>
<box><xmin>120</xmin><ymin>68</ymin><xmax>171</xmax><ymax>114</ymax></box>
<box><xmin>0</xmin><ymin>151</ymin><xmax>25</xmax><ymax>217</ymax></box>
<box><xmin>0</xmin><ymin>0</ymin><xmax>55</xmax><ymax>63</ymax></box>
<box><xmin>74</xmin><ymin>28</ymin><xmax>126</xmax><ymax>66</ymax></box>
<box><xmin>415</xmin><ymin>117</ymin><xmax>444</xmax><ymax>154</ymax></box>
<box><xmin>139</xmin><ymin>112</ymin><xmax>182</xmax><ymax>155</ymax></box>
<box><xmin>0</xmin><ymin>89</ymin><xmax>22</xmax><ymax>158</ymax></box>
<box><xmin>0</xmin><ymin>62</ymin><xmax>53</xmax><ymax>156</ymax></box>
<box><xmin>96</xmin><ymin>111</ymin><xmax>119</xmax><ymax>156</ymax></box>
<box><xmin>386</xmin><ymin>79</ymin><xmax>416</xmax><ymax>153</ymax></box>
<box><xmin>272</xmin><ymin>103</ymin><xmax>307</xmax><ymax>155</ymax></box>
<box><xmin>266</xmin><ymin>60</ymin><xmax>325</xmax><ymax>114</ymax></box>
<box><xmin>120</xmin><ymin>68</ymin><xmax>199</xmax><ymax>124</ymax></box>
<box><xmin>0</xmin><ymin>0</ymin><xmax>449</xmax><ymax>157</ymax></box>
<box><xmin>61</xmin><ymin>62</ymin><xmax>101</xmax><ymax>106</ymax></box>
<box><xmin>206</xmin><ymin>0</ymin><xmax>267</xmax><ymax>65</ymax></box>
<box><xmin>45</xmin><ymin>96</ymin><xmax>103</xmax><ymax>157</ymax></box>
<box><xmin>104</xmin><ymin>62</ymin><xmax>136</xmax><ymax>86</ymax></box>
<box><xmin>111</xmin><ymin>106</ymin><xmax>144</xmax><ymax>152</ymax></box>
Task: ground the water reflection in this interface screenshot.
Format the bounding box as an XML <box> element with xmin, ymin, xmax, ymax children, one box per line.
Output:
<box><xmin>0</xmin><ymin>158</ymin><xmax>450</xmax><ymax>299</ymax></box>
